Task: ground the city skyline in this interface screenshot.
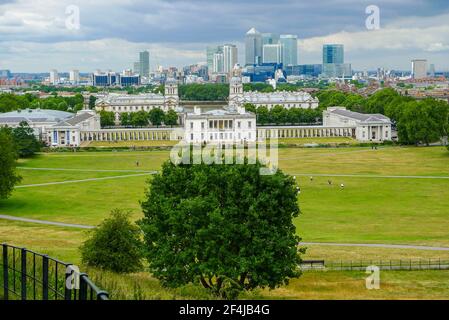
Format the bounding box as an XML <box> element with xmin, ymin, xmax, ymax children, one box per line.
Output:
<box><xmin>1</xmin><ymin>0</ymin><xmax>449</xmax><ymax>72</ymax></box>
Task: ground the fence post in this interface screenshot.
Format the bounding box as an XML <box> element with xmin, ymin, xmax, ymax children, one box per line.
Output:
<box><xmin>79</xmin><ymin>273</ymin><xmax>88</xmax><ymax>300</ymax></box>
<box><xmin>2</xmin><ymin>244</ymin><xmax>8</xmax><ymax>300</ymax></box>
<box><xmin>64</xmin><ymin>264</ymin><xmax>72</xmax><ymax>300</ymax></box>
<box><xmin>21</xmin><ymin>248</ymin><xmax>27</xmax><ymax>300</ymax></box>
<box><xmin>42</xmin><ymin>255</ymin><xmax>49</xmax><ymax>300</ymax></box>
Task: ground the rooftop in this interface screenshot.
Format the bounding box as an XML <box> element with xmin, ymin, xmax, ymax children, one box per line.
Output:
<box><xmin>0</xmin><ymin>109</ymin><xmax>73</xmax><ymax>123</ymax></box>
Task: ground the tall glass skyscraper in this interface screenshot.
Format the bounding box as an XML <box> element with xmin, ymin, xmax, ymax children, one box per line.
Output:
<box><xmin>262</xmin><ymin>33</ymin><xmax>280</xmax><ymax>45</ymax></box>
<box><xmin>322</xmin><ymin>44</ymin><xmax>344</xmax><ymax>64</ymax></box>
<box><xmin>139</xmin><ymin>51</ymin><xmax>150</xmax><ymax>77</ymax></box>
<box><xmin>245</xmin><ymin>27</ymin><xmax>263</xmax><ymax>66</ymax></box>
<box><xmin>280</xmin><ymin>35</ymin><xmax>298</xmax><ymax>67</ymax></box>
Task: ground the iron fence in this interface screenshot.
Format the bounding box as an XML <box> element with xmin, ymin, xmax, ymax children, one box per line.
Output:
<box><xmin>300</xmin><ymin>258</ymin><xmax>449</xmax><ymax>271</ymax></box>
<box><xmin>0</xmin><ymin>243</ymin><xmax>109</xmax><ymax>300</ymax></box>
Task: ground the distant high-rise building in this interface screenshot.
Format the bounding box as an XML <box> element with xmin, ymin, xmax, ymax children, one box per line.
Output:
<box><xmin>49</xmin><ymin>69</ymin><xmax>59</xmax><ymax>85</ymax></box>
<box><xmin>322</xmin><ymin>44</ymin><xmax>349</xmax><ymax>78</ymax></box>
<box><xmin>429</xmin><ymin>64</ymin><xmax>436</xmax><ymax>78</ymax></box>
<box><xmin>262</xmin><ymin>33</ymin><xmax>279</xmax><ymax>45</ymax></box>
<box><xmin>0</xmin><ymin>70</ymin><xmax>11</xmax><ymax>79</ymax></box>
<box><xmin>69</xmin><ymin>70</ymin><xmax>80</xmax><ymax>84</ymax></box>
<box><xmin>280</xmin><ymin>34</ymin><xmax>298</xmax><ymax>66</ymax></box>
<box><xmin>412</xmin><ymin>59</ymin><xmax>428</xmax><ymax>79</ymax></box>
<box><xmin>133</xmin><ymin>62</ymin><xmax>140</xmax><ymax>74</ymax></box>
<box><xmin>213</xmin><ymin>52</ymin><xmax>224</xmax><ymax>73</ymax></box>
<box><xmin>323</xmin><ymin>44</ymin><xmax>344</xmax><ymax>64</ymax></box>
<box><xmin>245</xmin><ymin>27</ymin><xmax>263</xmax><ymax>66</ymax></box>
<box><xmin>139</xmin><ymin>51</ymin><xmax>150</xmax><ymax>78</ymax></box>
<box><xmin>222</xmin><ymin>44</ymin><xmax>238</xmax><ymax>74</ymax></box>
<box><xmin>263</xmin><ymin>44</ymin><xmax>283</xmax><ymax>64</ymax></box>
<box><xmin>207</xmin><ymin>46</ymin><xmax>221</xmax><ymax>75</ymax></box>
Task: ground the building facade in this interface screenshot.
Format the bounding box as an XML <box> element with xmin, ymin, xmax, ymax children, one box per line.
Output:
<box><xmin>280</xmin><ymin>34</ymin><xmax>298</xmax><ymax>67</ymax></box>
<box><xmin>412</xmin><ymin>59</ymin><xmax>427</xmax><ymax>79</ymax></box>
<box><xmin>245</xmin><ymin>28</ymin><xmax>263</xmax><ymax>66</ymax></box>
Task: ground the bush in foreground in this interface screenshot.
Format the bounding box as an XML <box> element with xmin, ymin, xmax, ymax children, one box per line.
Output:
<box><xmin>80</xmin><ymin>209</ymin><xmax>144</xmax><ymax>273</ymax></box>
<box><xmin>139</xmin><ymin>160</ymin><xmax>303</xmax><ymax>299</ymax></box>
<box><xmin>0</xmin><ymin>127</ymin><xmax>22</xmax><ymax>199</ymax></box>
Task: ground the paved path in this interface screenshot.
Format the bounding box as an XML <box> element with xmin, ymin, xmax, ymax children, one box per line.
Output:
<box><xmin>0</xmin><ymin>215</ymin><xmax>95</xmax><ymax>229</ymax></box>
<box><xmin>15</xmin><ymin>172</ymin><xmax>157</xmax><ymax>188</ymax></box>
<box><xmin>291</xmin><ymin>173</ymin><xmax>449</xmax><ymax>180</ymax></box>
<box><xmin>300</xmin><ymin>242</ymin><xmax>449</xmax><ymax>251</ymax></box>
<box><xmin>18</xmin><ymin>167</ymin><xmax>156</xmax><ymax>173</ymax></box>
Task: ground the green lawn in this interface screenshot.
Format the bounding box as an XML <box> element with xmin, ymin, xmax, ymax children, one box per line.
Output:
<box><xmin>1</xmin><ymin>145</ymin><xmax>449</xmax><ymax>299</ymax></box>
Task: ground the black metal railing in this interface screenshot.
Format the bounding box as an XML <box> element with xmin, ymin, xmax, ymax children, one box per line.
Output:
<box><xmin>0</xmin><ymin>243</ymin><xmax>109</xmax><ymax>300</ymax></box>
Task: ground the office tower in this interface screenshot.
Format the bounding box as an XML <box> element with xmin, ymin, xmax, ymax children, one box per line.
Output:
<box><xmin>322</xmin><ymin>44</ymin><xmax>350</xmax><ymax>78</ymax></box>
<box><xmin>213</xmin><ymin>52</ymin><xmax>224</xmax><ymax>73</ymax></box>
<box><xmin>262</xmin><ymin>33</ymin><xmax>279</xmax><ymax>45</ymax></box>
<box><xmin>411</xmin><ymin>59</ymin><xmax>428</xmax><ymax>79</ymax></box>
<box><xmin>222</xmin><ymin>44</ymin><xmax>238</xmax><ymax>74</ymax></box>
<box><xmin>263</xmin><ymin>44</ymin><xmax>283</xmax><ymax>64</ymax></box>
<box><xmin>245</xmin><ymin>27</ymin><xmax>262</xmax><ymax>66</ymax></box>
<box><xmin>207</xmin><ymin>46</ymin><xmax>221</xmax><ymax>75</ymax></box>
<box><xmin>280</xmin><ymin>34</ymin><xmax>298</xmax><ymax>66</ymax></box>
<box><xmin>139</xmin><ymin>51</ymin><xmax>150</xmax><ymax>77</ymax></box>
<box><xmin>0</xmin><ymin>70</ymin><xmax>11</xmax><ymax>79</ymax></box>
<box><xmin>49</xmin><ymin>69</ymin><xmax>59</xmax><ymax>85</ymax></box>
<box><xmin>133</xmin><ymin>62</ymin><xmax>140</xmax><ymax>74</ymax></box>
<box><xmin>323</xmin><ymin>44</ymin><xmax>344</xmax><ymax>64</ymax></box>
<box><xmin>69</xmin><ymin>70</ymin><xmax>80</xmax><ymax>84</ymax></box>
<box><xmin>429</xmin><ymin>64</ymin><xmax>436</xmax><ymax>78</ymax></box>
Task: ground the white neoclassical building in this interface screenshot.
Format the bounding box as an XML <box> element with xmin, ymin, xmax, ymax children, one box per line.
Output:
<box><xmin>47</xmin><ymin>110</ymin><xmax>101</xmax><ymax>147</ymax></box>
<box><xmin>184</xmin><ymin>106</ymin><xmax>256</xmax><ymax>144</ymax></box>
<box><xmin>95</xmin><ymin>79</ymin><xmax>180</xmax><ymax>122</ymax></box>
<box><xmin>323</xmin><ymin>107</ymin><xmax>392</xmax><ymax>142</ymax></box>
<box><xmin>228</xmin><ymin>77</ymin><xmax>319</xmax><ymax>110</ymax></box>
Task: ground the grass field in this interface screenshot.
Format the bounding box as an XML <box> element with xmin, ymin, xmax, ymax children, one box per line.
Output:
<box><xmin>1</xmin><ymin>144</ymin><xmax>449</xmax><ymax>299</ymax></box>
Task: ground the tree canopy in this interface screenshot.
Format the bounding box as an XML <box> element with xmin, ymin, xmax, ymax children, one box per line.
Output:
<box><xmin>139</xmin><ymin>160</ymin><xmax>303</xmax><ymax>299</ymax></box>
<box><xmin>0</xmin><ymin>127</ymin><xmax>22</xmax><ymax>199</ymax></box>
<box><xmin>11</xmin><ymin>121</ymin><xmax>41</xmax><ymax>157</ymax></box>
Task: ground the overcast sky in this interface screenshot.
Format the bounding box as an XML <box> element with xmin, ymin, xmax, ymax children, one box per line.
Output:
<box><xmin>1</xmin><ymin>0</ymin><xmax>449</xmax><ymax>72</ymax></box>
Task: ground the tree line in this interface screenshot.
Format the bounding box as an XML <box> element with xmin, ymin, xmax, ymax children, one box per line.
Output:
<box><xmin>99</xmin><ymin>109</ymin><xmax>178</xmax><ymax>128</ymax></box>
<box><xmin>244</xmin><ymin>103</ymin><xmax>322</xmax><ymax>125</ymax></box>
<box><xmin>0</xmin><ymin>92</ymin><xmax>85</xmax><ymax>113</ymax></box>
<box><xmin>316</xmin><ymin>88</ymin><xmax>449</xmax><ymax>145</ymax></box>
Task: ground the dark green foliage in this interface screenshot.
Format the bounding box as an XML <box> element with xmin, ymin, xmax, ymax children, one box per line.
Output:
<box><xmin>179</xmin><ymin>84</ymin><xmax>229</xmax><ymax>101</ymax></box>
<box><xmin>148</xmin><ymin>108</ymin><xmax>165</xmax><ymax>127</ymax></box>
<box><xmin>139</xmin><ymin>160</ymin><xmax>303</xmax><ymax>299</ymax></box>
<box><xmin>80</xmin><ymin>209</ymin><xmax>144</xmax><ymax>273</ymax></box>
<box><xmin>88</xmin><ymin>95</ymin><xmax>97</xmax><ymax>109</ymax></box>
<box><xmin>244</xmin><ymin>104</ymin><xmax>322</xmax><ymax>125</ymax></box>
<box><xmin>130</xmin><ymin>110</ymin><xmax>150</xmax><ymax>127</ymax></box>
<box><xmin>11</xmin><ymin>122</ymin><xmax>41</xmax><ymax>157</ymax></box>
<box><xmin>99</xmin><ymin>111</ymin><xmax>115</xmax><ymax>127</ymax></box>
<box><xmin>0</xmin><ymin>127</ymin><xmax>22</xmax><ymax>199</ymax></box>
<box><xmin>120</xmin><ymin>112</ymin><xmax>132</xmax><ymax>126</ymax></box>
<box><xmin>164</xmin><ymin>109</ymin><xmax>179</xmax><ymax>126</ymax></box>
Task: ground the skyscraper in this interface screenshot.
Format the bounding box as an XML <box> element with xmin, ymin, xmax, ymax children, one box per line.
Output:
<box><xmin>213</xmin><ymin>52</ymin><xmax>224</xmax><ymax>73</ymax></box>
<box><xmin>412</xmin><ymin>59</ymin><xmax>427</xmax><ymax>79</ymax></box>
<box><xmin>322</xmin><ymin>44</ymin><xmax>351</xmax><ymax>78</ymax></box>
<box><xmin>322</xmin><ymin>44</ymin><xmax>344</xmax><ymax>64</ymax></box>
<box><xmin>139</xmin><ymin>51</ymin><xmax>150</xmax><ymax>78</ymax></box>
<box><xmin>245</xmin><ymin>27</ymin><xmax>262</xmax><ymax>66</ymax></box>
<box><xmin>280</xmin><ymin>34</ymin><xmax>298</xmax><ymax>66</ymax></box>
<box><xmin>222</xmin><ymin>44</ymin><xmax>238</xmax><ymax>74</ymax></box>
<box><xmin>49</xmin><ymin>69</ymin><xmax>59</xmax><ymax>85</ymax></box>
<box><xmin>262</xmin><ymin>33</ymin><xmax>279</xmax><ymax>45</ymax></box>
<box><xmin>69</xmin><ymin>70</ymin><xmax>80</xmax><ymax>84</ymax></box>
<box><xmin>207</xmin><ymin>46</ymin><xmax>221</xmax><ymax>74</ymax></box>
<box><xmin>263</xmin><ymin>44</ymin><xmax>283</xmax><ymax>64</ymax></box>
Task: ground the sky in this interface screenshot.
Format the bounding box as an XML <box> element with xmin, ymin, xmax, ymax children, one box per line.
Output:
<box><xmin>0</xmin><ymin>0</ymin><xmax>449</xmax><ymax>72</ymax></box>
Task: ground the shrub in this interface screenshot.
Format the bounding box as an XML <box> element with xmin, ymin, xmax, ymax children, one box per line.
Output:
<box><xmin>80</xmin><ymin>209</ymin><xmax>144</xmax><ymax>273</ymax></box>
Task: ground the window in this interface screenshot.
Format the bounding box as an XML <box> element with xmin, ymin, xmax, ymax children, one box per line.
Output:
<box><xmin>190</xmin><ymin>133</ymin><xmax>194</xmax><ymax>140</ymax></box>
<box><xmin>201</xmin><ymin>122</ymin><xmax>205</xmax><ymax>129</ymax></box>
<box><xmin>229</xmin><ymin>120</ymin><xmax>233</xmax><ymax>128</ymax></box>
<box><xmin>201</xmin><ymin>133</ymin><xmax>204</xmax><ymax>140</ymax></box>
<box><xmin>209</xmin><ymin>120</ymin><xmax>213</xmax><ymax>128</ymax></box>
<box><xmin>385</xmin><ymin>131</ymin><xmax>389</xmax><ymax>138</ymax></box>
<box><xmin>238</xmin><ymin>121</ymin><xmax>241</xmax><ymax>128</ymax></box>
<box><xmin>248</xmin><ymin>121</ymin><xmax>252</xmax><ymax>128</ymax></box>
<box><xmin>249</xmin><ymin>132</ymin><xmax>252</xmax><ymax>139</ymax></box>
<box><xmin>190</xmin><ymin>122</ymin><xmax>193</xmax><ymax>129</ymax></box>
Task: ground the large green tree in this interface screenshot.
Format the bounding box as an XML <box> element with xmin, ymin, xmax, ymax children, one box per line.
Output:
<box><xmin>148</xmin><ymin>108</ymin><xmax>165</xmax><ymax>127</ymax></box>
<box><xmin>164</xmin><ymin>109</ymin><xmax>178</xmax><ymax>127</ymax></box>
<box><xmin>139</xmin><ymin>160</ymin><xmax>303</xmax><ymax>299</ymax></box>
<box><xmin>0</xmin><ymin>128</ymin><xmax>22</xmax><ymax>199</ymax></box>
<box><xmin>99</xmin><ymin>111</ymin><xmax>115</xmax><ymax>127</ymax></box>
<box><xmin>130</xmin><ymin>110</ymin><xmax>150</xmax><ymax>127</ymax></box>
<box><xmin>11</xmin><ymin>121</ymin><xmax>41</xmax><ymax>157</ymax></box>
